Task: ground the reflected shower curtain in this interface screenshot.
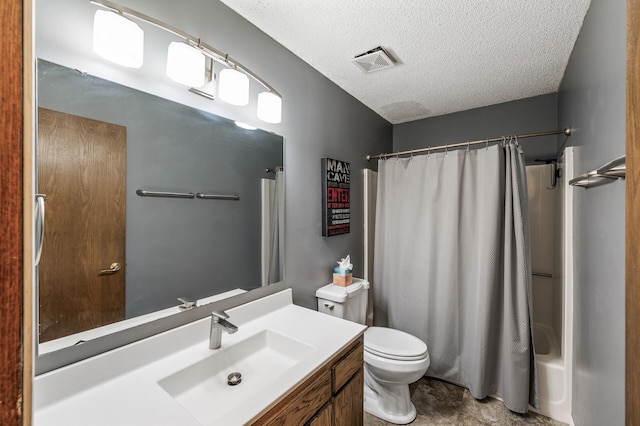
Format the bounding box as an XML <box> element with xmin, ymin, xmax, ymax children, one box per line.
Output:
<box><xmin>373</xmin><ymin>142</ymin><xmax>538</xmax><ymax>412</ymax></box>
<box><xmin>267</xmin><ymin>170</ymin><xmax>285</xmax><ymax>284</ymax></box>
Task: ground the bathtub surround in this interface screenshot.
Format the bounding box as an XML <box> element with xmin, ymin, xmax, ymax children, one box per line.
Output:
<box><xmin>527</xmin><ymin>164</ymin><xmax>562</xmax><ymax>342</ymax></box>
<box><xmin>525</xmin><ymin>157</ymin><xmax>574</xmax><ymax>423</ymax></box>
<box><xmin>374</xmin><ymin>141</ymin><xmax>536</xmax><ymax>413</ymax></box>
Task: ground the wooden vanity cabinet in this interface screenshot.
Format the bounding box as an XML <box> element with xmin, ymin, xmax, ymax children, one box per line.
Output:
<box><xmin>252</xmin><ymin>339</ymin><xmax>364</xmax><ymax>426</ymax></box>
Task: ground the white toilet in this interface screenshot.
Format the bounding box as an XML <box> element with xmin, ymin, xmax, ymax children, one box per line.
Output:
<box><xmin>316</xmin><ymin>278</ymin><xmax>430</xmax><ymax>424</ymax></box>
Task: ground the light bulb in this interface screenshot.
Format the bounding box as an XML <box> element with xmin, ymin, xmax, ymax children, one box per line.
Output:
<box><xmin>166</xmin><ymin>42</ymin><xmax>206</xmax><ymax>87</ymax></box>
<box><xmin>93</xmin><ymin>10</ymin><xmax>144</xmax><ymax>68</ymax></box>
<box><xmin>257</xmin><ymin>92</ymin><xmax>282</xmax><ymax>124</ymax></box>
<box><xmin>218</xmin><ymin>68</ymin><xmax>249</xmax><ymax>106</ymax></box>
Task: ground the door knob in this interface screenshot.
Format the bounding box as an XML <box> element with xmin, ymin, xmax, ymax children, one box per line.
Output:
<box><xmin>99</xmin><ymin>262</ymin><xmax>121</xmax><ymax>275</ymax></box>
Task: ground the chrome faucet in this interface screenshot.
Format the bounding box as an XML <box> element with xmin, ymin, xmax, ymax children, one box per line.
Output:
<box><xmin>209</xmin><ymin>310</ymin><xmax>238</xmax><ymax>349</ymax></box>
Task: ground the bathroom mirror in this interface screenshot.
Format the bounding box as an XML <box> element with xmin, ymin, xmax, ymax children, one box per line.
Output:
<box><xmin>35</xmin><ymin>59</ymin><xmax>285</xmax><ymax>354</ymax></box>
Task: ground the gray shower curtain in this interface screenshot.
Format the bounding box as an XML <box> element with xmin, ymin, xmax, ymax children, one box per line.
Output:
<box><xmin>373</xmin><ymin>142</ymin><xmax>538</xmax><ymax>413</ymax></box>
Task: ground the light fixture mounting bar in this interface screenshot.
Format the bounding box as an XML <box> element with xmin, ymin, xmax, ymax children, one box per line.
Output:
<box><xmin>90</xmin><ymin>0</ymin><xmax>281</xmax><ymax>97</ymax></box>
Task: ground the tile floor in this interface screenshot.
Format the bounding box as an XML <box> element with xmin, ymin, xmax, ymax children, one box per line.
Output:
<box><xmin>363</xmin><ymin>377</ymin><xmax>567</xmax><ymax>426</ymax></box>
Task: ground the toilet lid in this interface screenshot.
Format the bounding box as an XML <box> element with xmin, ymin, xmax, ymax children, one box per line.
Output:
<box><xmin>364</xmin><ymin>327</ymin><xmax>428</xmax><ymax>360</ymax></box>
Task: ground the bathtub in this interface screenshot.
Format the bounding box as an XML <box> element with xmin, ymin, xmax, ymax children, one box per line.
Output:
<box><xmin>532</xmin><ymin>323</ymin><xmax>570</xmax><ymax>423</ymax></box>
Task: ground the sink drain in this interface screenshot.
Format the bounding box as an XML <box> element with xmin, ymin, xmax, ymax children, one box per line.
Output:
<box><xmin>227</xmin><ymin>372</ymin><xmax>242</xmax><ymax>386</ymax></box>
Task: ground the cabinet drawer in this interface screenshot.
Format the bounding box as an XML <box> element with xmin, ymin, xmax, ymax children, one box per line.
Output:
<box><xmin>332</xmin><ymin>341</ymin><xmax>363</xmax><ymax>393</ymax></box>
<box><xmin>262</xmin><ymin>370</ymin><xmax>332</xmax><ymax>426</ymax></box>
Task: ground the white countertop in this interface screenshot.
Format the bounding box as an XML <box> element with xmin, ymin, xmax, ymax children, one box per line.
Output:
<box><xmin>34</xmin><ymin>289</ymin><xmax>366</xmax><ymax>425</ymax></box>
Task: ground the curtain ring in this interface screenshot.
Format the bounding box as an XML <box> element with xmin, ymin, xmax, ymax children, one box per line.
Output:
<box><xmin>466</xmin><ymin>141</ymin><xmax>470</xmax><ymax>152</ymax></box>
<box><xmin>445</xmin><ymin>144</ymin><xmax>448</xmax><ymax>156</ymax></box>
<box><xmin>427</xmin><ymin>147</ymin><xmax>431</xmax><ymax>158</ymax></box>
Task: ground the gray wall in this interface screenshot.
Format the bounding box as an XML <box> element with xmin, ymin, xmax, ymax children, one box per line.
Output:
<box><xmin>393</xmin><ymin>93</ymin><xmax>559</xmax><ymax>164</ymax></box>
<box><xmin>36</xmin><ymin>0</ymin><xmax>392</xmax><ymax>312</ymax></box>
<box><xmin>558</xmin><ymin>0</ymin><xmax>626</xmax><ymax>424</ymax></box>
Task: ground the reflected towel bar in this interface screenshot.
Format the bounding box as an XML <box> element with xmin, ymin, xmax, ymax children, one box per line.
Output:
<box><xmin>195</xmin><ymin>193</ymin><xmax>240</xmax><ymax>201</ymax></box>
<box><xmin>136</xmin><ymin>189</ymin><xmax>195</xmax><ymax>199</ymax></box>
<box><xmin>136</xmin><ymin>189</ymin><xmax>239</xmax><ymax>200</ymax></box>
<box><xmin>532</xmin><ymin>272</ymin><xmax>553</xmax><ymax>278</ymax></box>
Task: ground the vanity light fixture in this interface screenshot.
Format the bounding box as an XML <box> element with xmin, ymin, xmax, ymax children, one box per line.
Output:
<box><xmin>218</xmin><ymin>68</ymin><xmax>250</xmax><ymax>106</ymax></box>
<box><xmin>166</xmin><ymin>42</ymin><xmax>206</xmax><ymax>87</ymax></box>
<box><xmin>90</xmin><ymin>0</ymin><xmax>282</xmax><ymax>124</ymax></box>
<box><xmin>92</xmin><ymin>9</ymin><xmax>144</xmax><ymax>68</ymax></box>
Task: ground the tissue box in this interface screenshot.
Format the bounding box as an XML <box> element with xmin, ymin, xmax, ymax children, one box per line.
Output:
<box><xmin>333</xmin><ymin>267</ymin><xmax>353</xmax><ymax>287</ymax></box>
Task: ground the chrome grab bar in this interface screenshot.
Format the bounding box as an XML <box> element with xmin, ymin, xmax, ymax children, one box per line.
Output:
<box><xmin>195</xmin><ymin>193</ymin><xmax>240</xmax><ymax>201</ymax></box>
<box><xmin>136</xmin><ymin>189</ymin><xmax>195</xmax><ymax>199</ymax></box>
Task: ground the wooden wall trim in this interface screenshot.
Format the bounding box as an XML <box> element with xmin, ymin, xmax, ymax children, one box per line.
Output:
<box><xmin>0</xmin><ymin>0</ymin><xmax>24</xmax><ymax>424</ymax></box>
<box><xmin>627</xmin><ymin>0</ymin><xmax>640</xmax><ymax>424</ymax></box>
<box><xmin>23</xmin><ymin>0</ymin><xmax>34</xmax><ymax>423</ymax></box>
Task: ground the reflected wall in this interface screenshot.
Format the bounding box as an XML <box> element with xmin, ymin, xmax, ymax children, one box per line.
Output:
<box><xmin>38</xmin><ymin>60</ymin><xmax>283</xmax><ymax>321</ymax></box>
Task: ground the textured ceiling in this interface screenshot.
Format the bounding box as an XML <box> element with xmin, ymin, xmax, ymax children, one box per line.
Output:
<box><xmin>219</xmin><ymin>0</ymin><xmax>591</xmax><ymax>124</ymax></box>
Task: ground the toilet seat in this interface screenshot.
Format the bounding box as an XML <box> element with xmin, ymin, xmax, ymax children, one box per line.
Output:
<box><xmin>364</xmin><ymin>327</ymin><xmax>428</xmax><ymax>361</ymax></box>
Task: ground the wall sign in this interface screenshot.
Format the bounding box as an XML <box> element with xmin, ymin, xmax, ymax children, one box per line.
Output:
<box><xmin>321</xmin><ymin>157</ymin><xmax>350</xmax><ymax>237</ymax></box>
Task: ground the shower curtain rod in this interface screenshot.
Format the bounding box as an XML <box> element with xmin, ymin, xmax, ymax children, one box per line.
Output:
<box><xmin>366</xmin><ymin>128</ymin><xmax>571</xmax><ymax>160</ymax></box>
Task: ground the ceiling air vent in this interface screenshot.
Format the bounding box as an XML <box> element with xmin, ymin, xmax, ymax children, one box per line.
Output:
<box><xmin>351</xmin><ymin>46</ymin><xmax>396</xmax><ymax>73</ymax></box>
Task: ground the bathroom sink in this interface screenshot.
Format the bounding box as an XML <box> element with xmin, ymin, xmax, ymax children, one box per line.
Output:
<box><xmin>157</xmin><ymin>329</ymin><xmax>314</xmax><ymax>424</ymax></box>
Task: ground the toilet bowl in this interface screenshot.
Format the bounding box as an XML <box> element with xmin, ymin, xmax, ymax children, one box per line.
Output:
<box><xmin>316</xmin><ymin>279</ymin><xmax>430</xmax><ymax>424</ymax></box>
<box><xmin>363</xmin><ymin>326</ymin><xmax>429</xmax><ymax>424</ymax></box>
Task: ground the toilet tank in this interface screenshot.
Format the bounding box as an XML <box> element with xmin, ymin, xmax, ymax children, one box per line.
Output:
<box><xmin>316</xmin><ymin>278</ymin><xmax>369</xmax><ymax>324</ymax></box>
